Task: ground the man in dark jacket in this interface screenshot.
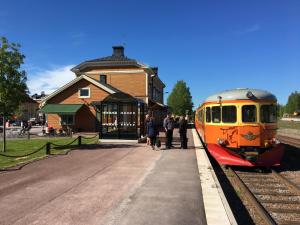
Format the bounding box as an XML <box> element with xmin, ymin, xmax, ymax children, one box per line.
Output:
<box><xmin>146</xmin><ymin>116</ymin><xmax>158</xmax><ymax>150</ymax></box>
<box><xmin>163</xmin><ymin>113</ymin><xmax>174</xmax><ymax>149</ymax></box>
<box><xmin>178</xmin><ymin>115</ymin><xmax>188</xmax><ymax>149</ymax></box>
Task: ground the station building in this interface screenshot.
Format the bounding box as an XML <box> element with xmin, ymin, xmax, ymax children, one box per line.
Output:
<box><xmin>40</xmin><ymin>46</ymin><xmax>167</xmax><ymax>139</ymax></box>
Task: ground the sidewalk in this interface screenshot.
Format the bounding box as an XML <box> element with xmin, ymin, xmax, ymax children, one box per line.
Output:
<box><xmin>0</xmin><ymin>128</ymin><xmax>235</xmax><ymax>225</ymax></box>
<box><xmin>103</xmin><ymin>129</ymin><xmax>207</xmax><ymax>225</ymax></box>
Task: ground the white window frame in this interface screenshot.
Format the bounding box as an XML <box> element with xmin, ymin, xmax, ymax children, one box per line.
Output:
<box><xmin>78</xmin><ymin>87</ymin><xmax>90</xmax><ymax>98</ymax></box>
<box><xmin>60</xmin><ymin>114</ymin><xmax>75</xmax><ymax>125</ymax></box>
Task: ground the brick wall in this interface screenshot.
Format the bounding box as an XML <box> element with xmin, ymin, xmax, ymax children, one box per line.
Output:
<box><xmin>47</xmin><ymin>79</ymin><xmax>109</xmax><ymax>131</ymax></box>
<box><xmin>85</xmin><ymin>68</ymin><xmax>147</xmax><ymax>100</ymax></box>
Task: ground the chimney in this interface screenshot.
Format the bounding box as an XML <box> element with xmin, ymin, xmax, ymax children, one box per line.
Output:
<box><xmin>112</xmin><ymin>46</ymin><xmax>124</xmax><ymax>57</ymax></box>
<box><xmin>151</xmin><ymin>67</ymin><xmax>158</xmax><ymax>76</ymax></box>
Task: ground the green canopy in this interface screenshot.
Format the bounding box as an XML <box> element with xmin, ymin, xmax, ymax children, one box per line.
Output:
<box><xmin>39</xmin><ymin>104</ymin><xmax>83</xmax><ymax>114</ymax></box>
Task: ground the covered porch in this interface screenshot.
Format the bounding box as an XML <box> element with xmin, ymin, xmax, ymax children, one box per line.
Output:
<box><xmin>92</xmin><ymin>93</ymin><xmax>146</xmax><ymax>140</ymax></box>
<box><xmin>39</xmin><ymin>104</ymin><xmax>93</xmax><ymax>133</ymax></box>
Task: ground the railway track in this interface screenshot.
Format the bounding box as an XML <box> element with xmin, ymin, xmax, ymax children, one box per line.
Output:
<box><xmin>277</xmin><ymin>135</ymin><xmax>300</xmax><ymax>148</ymax></box>
<box><xmin>229</xmin><ymin>167</ymin><xmax>300</xmax><ymax>225</ymax></box>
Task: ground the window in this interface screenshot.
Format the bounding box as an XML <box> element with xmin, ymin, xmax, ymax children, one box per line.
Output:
<box><xmin>261</xmin><ymin>105</ymin><xmax>277</xmax><ymax>123</ymax></box>
<box><xmin>79</xmin><ymin>88</ymin><xmax>90</xmax><ymax>98</ymax></box>
<box><xmin>206</xmin><ymin>107</ymin><xmax>211</xmax><ymax>122</ymax></box>
<box><xmin>212</xmin><ymin>106</ymin><xmax>221</xmax><ymax>123</ymax></box>
<box><xmin>198</xmin><ymin>110</ymin><xmax>203</xmax><ymax>122</ymax></box>
<box><xmin>100</xmin><ymin>75</ymin><xmax>107</xmax><ymax>84</ymax></box>
<box><xmin>222</xmin><ymin>106</ymin><xmax>237</xmax><ymax>123</ymax></box>
<box><xmin>60</xmin><ymin>115</ymin><xmax>74</xmax><ymax>125</ymax></box>
<box><xmin>242</xmin><ymin>105</ymin><xmax>257</xmax><ymax>122</ymax></box>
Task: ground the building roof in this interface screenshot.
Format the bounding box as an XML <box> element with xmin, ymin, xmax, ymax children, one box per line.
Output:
<box><xmin>205</xmin><ymin>88</ymin><xmax>277</xmax><ymax>102</ymax></box>
<box><xmin>42</xmin><ymin>75</ymin><xmax>119</xmax><ymax>104</ymax></box>
<box><xmin>39</xmin><ymin>104</ymin><xmax>83</xmax><ymax>114</ymax></box>
<box><xmin>71</xmin><ymin>46</ymin><xmax>146</xmax><ymax>74</ymax></box>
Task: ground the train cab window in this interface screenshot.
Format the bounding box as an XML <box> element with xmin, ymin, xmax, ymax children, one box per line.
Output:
<box><xmin>261</xmin><ymin>105</ymin><xmax>277</xmax><ymax>123</ymax></box>
<box><xmin>206</xmin><ymin>107</ymin><xmax>211</xmax><ymax>122</ymax></box>
<box><xmin>212</xmin><ymin>106</ymin><xmax>221</xmax><ymax>123</ymax></box>
<box><xmin>198</xmin><ymin>110</ymin><xmax>202</xmax><ymax>122</ymax></box>
<box><xmin>242</xmin><ymin>105</ymin><xmax>257</xmax><ymax>122</ymax></box>
<box><xmin>222</xmin><ymin>106</ymin><xmax>237</xmax><ymax>123</ymax></box>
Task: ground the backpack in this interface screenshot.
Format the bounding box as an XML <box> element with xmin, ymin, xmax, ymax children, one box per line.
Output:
<box><xmin>156</xmin><ymin>139</ymin><xmax>161</xmax><ymax>148</ymax></box>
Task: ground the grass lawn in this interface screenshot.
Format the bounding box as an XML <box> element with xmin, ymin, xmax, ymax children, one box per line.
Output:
<box><xmin>278</xmin><ymin>120</ymin><xmax>300</xmax><ymax>130</ymax></box>
<box><xmin>0</xmin><ymin>136</ymin><xmax>98</xmax><ymax>169</ymax></box>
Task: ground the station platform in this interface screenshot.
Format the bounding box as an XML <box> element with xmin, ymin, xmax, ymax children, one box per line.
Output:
<box><xmin>0</xmin><ymin>129</ymin><xmax>237</xmax><ymax>225</ymax></box>
<box><xmin>103</xmin><ymin>128</ymin><xmax>237</xmax><ymax>225</ymax></box>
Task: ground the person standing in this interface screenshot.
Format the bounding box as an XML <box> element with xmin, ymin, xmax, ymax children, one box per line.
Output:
<box><xmin>144</xmin><ymin>114</ymin><xmax>151</xmax><ymax>145</ymax></box>
<box><xmin>163</xmin><ymin>112</ymin><xmax>174</xmax><ymax>149</ymax></box>
<box><xmin>178</xmin><ymin>115</ymin><xmax>188</xmax><ymax>149</ymax></box>
<box><xmin>146</xmin><ymin>116</ymin><xmax>158</xmax><ymax>150</ymax></box>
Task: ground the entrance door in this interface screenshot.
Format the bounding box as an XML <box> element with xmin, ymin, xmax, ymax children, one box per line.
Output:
<box><xmin>101</xmin><ymin>103</ymin><xmax>118</xmax><ymax>139</ymax></box>
<box><xmin>119</xmin><ymin>103</ymin><xmax>137</xmax><ymax>139</ymax></box>
<box><xmin>101</xmin><ymin>102</ymin><xmax>137</xmax><ymax>139</ymax></box>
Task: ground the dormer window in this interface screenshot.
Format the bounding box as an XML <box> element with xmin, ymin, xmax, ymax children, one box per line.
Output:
<box><xmin>79</xmin><ymin>87</ymin><xmax>90</xmax><ymax>98</ymax></box>
<box><xmin>100</xmin><ymin>75</ymin><xmax>107</xmax><ymax>84</ymax></box>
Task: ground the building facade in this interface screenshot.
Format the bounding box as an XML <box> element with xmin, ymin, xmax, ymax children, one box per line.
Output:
<box><xmin>40</xmin><ymin>46</ymin><xmax>166</xmax><ymax>139</ymax></box>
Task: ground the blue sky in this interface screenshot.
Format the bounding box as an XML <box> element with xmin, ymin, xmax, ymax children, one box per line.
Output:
<box><xmin>1</xmin><ymin>0</ymin><xmax>299</xmax><ymax>107</ymax></box>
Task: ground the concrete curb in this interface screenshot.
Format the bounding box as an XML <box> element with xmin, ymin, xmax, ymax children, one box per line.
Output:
<box><xmin>192</xmin><ymin>129</ymin><xmax>237</xmax><ymax>225</ymax></box>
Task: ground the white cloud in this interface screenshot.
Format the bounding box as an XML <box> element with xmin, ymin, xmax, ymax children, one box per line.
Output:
<box><xmin>234</xmin><ymin>24</ymin><xmax>261</xmax><ymax>36</ymax></box>
<box><xmin>27</xmin><ymin>65</ymin><xmax>76</xmax><ymax>95</ymax></box>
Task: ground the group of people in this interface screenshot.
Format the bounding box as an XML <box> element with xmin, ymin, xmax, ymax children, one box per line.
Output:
<box><xmin>145</xmin><ymin>112</ymin><xmax>188</xmax><ymax>150</ymax></box>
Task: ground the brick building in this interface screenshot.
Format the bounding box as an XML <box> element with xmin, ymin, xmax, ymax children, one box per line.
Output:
<box><xmin>40</xmin><ymin>46</ymin><xmax>166</xmax><ymax>139</ymax></box>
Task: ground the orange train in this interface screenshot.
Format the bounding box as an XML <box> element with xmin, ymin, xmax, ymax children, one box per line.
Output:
<box><xmin>195</xmin><ymin>88</ymin><xmax>284</xmax><ymax>167</ymax></box>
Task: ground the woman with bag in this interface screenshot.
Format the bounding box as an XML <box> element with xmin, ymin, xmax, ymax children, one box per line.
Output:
<box><xmin>146</xmin><ymin>116</ymin><xmax>158</xmax><ymax>150</ymax></box>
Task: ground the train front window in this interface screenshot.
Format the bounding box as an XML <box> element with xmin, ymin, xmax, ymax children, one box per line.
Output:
<box><xmin>206</xmin><ymin>107</ymin><xmax>211</xmax><ymax>122</ymax></box>
<box><xmin>212</xmin><ymin>106</ymin><xmax>221</xmax><ymax>123</ymax></box>
<box><xmin>242</xmin><ymin>105</ymin><xmax>257</xmax><ymax>122</ymax></box>
<box><xmin>261</xmin><ymin>105</ymin><xmax>277</xmax><ymax>123</ymax></box>
<box><xmin>222</xmin><ymin>106</ymin><xmax>237</xmax><ymax>123</ymax></box>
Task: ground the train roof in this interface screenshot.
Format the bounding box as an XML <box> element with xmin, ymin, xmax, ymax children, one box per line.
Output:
<box><xmin>205</xmin><ymin>88</ymin><xmax>277</xmax><ymax>102</ymax></box>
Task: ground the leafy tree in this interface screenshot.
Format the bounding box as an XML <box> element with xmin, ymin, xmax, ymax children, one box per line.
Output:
<box><xmin>167</xmin><ymin>80</ymin><xmax>193</xmax><ymax>116</ymax></box>
<box><xmin>285</xmin><ymin>91</ymin><xmax>300</xmax><ymax>114</ymax></box>
<box><xmin>276</xmin><ymin>104</ymin><xmax>285</xmax><ymax>118</ymax></box>
<box><xmin>0</xmin><ymin>37</ymin><xmax>28</xmax><ymax>152</ymax></box>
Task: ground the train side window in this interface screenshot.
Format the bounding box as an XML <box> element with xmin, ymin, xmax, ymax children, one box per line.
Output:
<box><xmin>212</xmin><ymin>106</ymin><xmax>221</xmax><ymax>123</ymax></box>
<box><xmin>260</xmin><ymin>105</ymin><xmax>277</xmax><ymax>123</ymax></box>
<box><xmin>222</xmin><ymin>106</ymin><xmax>237</xmax><ymax>123</ymax></box>
<box><xmin>206</xmin><ymin>107</ymin><xmax>211</xmax><ymax>122</ymax></box>
<box><xmin>242</xmin><ymin>105</ymin><xmax>256</xmax><ymax>122</ymax></box>
<box><xmin>198</xmin><ymin>110</ymin><xmax>202</xmax><ymax>122</ymax></box>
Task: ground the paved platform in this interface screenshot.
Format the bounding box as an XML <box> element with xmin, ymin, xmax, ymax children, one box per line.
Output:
<box><xmin>0</xmin><ymin>129</ymin><xmax>235</xmax><ymax>225</ymax></box>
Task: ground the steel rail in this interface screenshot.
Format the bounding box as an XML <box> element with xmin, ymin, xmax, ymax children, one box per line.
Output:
<box><xmin>228</xmin><ymin>167</ymin><xmax>276</xmax><ymax>225</ymax></box>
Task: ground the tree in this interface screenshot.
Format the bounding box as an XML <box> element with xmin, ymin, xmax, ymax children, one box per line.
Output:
<box><xmin>0</xmin><ymin>37</ymin><xmax>28</xmax><ymax>152</ymax></box>
<box><xmin>276</xmin><ymin>104</ymin><xmax>285</xmax><ymax>118</ymax></box>
<box><xmin>167</xmin><ymin>80</ymin><xmax>193</xmax><ymax>116</ymax></box>
<box><xmin>285</xmin><ymin>91</ymin><xmax>300</xmax><ymax>114</ymax></box>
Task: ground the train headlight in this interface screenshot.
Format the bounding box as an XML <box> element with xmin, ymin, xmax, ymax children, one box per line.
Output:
<box><xmin>265</xmin><ymin>138</ymin><xmax>280</xmax><ymax>148</ymax></box>
<box><xmin>246</xmin><ymin>91</ymin><xmax>254</xmax><ymax>98</ymax></box>
<box><xmin>271</xmin><ymin>138</ymin><xmax>280</xmax><ymax>145</ymax></box>
<box><xmin>264</xmin><ymin>140</ymin><xmax>270</xmax><ymax>148</ymax></box>
<box><xmin>217</xmin><ymin>138</ymin><xmax>228</xmax><ymax>146</ymax></box>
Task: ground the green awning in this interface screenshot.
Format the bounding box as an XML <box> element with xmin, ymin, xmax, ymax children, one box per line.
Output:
<box><xmin>39</xmin><ymin>104</ymin><xmax>83</xmax><ymax>114</ymax></box>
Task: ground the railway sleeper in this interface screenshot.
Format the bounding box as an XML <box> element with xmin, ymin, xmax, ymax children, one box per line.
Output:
<box><xmin>244</xmin><ymin>182</ymin><xmax>286</xmax><ymax>189</ymax></box>
<box><xmin>259</xmin><ymin>199</ymin><xmax>300</xmax><ymax>205</ymax></box>
<box><xmin>240</xmin><ymin>179</ymin><xmax>277</xmax><ymax>184</ymax></box>
<box><xmin>268</xmin><ymin>208</ymin><xmax>300</xmax><ymax>214</ymax></box>
<box><xmin>277</xmin><ymin>220</ymin><xmax>300</xmax><ymax>225</ymax></box>
<box><xmin>253</xmin><ymin>191</ymin><xmax>297</xmax><ymax>196</ymax></box>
